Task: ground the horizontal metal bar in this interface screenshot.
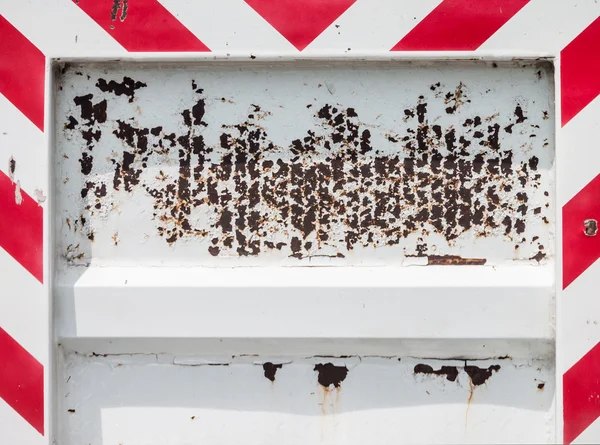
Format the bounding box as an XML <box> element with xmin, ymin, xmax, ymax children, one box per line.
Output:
<box><xmin>56</xmin><ymin>265</ymin><xmax>554</xmax><ymax>342</ymax></box>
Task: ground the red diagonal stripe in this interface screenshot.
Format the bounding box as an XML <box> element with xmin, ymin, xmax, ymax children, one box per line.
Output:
<box><xmin>391</xmin><ymin>0</ymin><xmax>529</xmax><ymax>51</ymax></box>
<box><xmin>73</xmin><ymin>0</ymin><xmax>210</xmax><ymax>52</ymax></box>
<box><xmin>563</xmin><ymin>174</ymin><xmax>600</xmax><ymax>289</ymax></box>
<box><xmin>0</xmin><ymin>15</ymin><xmax>45</xmax><ymax>131</ymax></box>
<box><xmin>564</xmin><ymin>342</ymin><xmax>600</xmax><ymax>444</ymax></box>
<box><xmin>0</xmin><ymin>327</ymin><xmax>43</xmax><ymax>435</ymax></box>
<box><xmin>561</xmin><ymin>17</ymin><xmax>600</xmax><ymax>127</ymax></box>
<box><xmin>244</xmin><ymin>0</ymin><xmax>356</xmax><ymax>51</ymax></box>
<box><xmin>0</xmin><ymin>172</ymin><xmax>43</xmax><ymax>283</ymax></box>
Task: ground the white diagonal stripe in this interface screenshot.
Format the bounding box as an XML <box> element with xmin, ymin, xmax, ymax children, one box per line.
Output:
<box><xmin>0</xmin><ymin>249</ymin><xmax>47</xmax><ymax>364</ymax></box>
<box><xmin>558</xmin><ymin>95</ymin><xmax>600</xmax><ymax>206</ymax></box>
<box><xmin>0</xmin><ymin>390</ymin><xmax>45</xmax><ymax>445</ymax></box>
<box><xmin>480</xmin><ymin>0</ymin><xmax>600</xmax><ymax>54</ymax></box>
<box><xmin>1</xmin><ymin>0</ymin><xmax>124</xmax><ymax>56</ymax></box>
<box><xmin>0</xmin><ymin>94</ymin><xmax>46</xmax><ymax>199</ymax></box>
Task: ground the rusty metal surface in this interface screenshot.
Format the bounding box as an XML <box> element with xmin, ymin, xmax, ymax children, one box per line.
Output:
<box><xmin>57</xmin><ymin>351</ymin><xmax>554</xmax><ymax>445</ymax></box>
<box><xmin>55</xmin><ymin>61</ymin><xmax>554</xmax><ymax>266</ymax></box>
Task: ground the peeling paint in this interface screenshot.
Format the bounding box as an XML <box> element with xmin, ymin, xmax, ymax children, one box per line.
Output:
<box><xmin>96</xmin><ymin>76</ymin><xmax>145</xmax><ymax>102</ymax></box>
<box><xmin>8</xmin><ymin>156</ymin><xmax>15</xmax><ymax>182</ymax></box>
<box><xmin>34</xmin><ymin>189</ymin><xmax>47</xmax><ymax>205</ymax></box>
<box><xmin>110</xmin><ymin>0</ymin><xmax>128</xmax><ymax>22</ymax></box>
<box><xmin>263</xmin><ymin>362</ymin><xmax>282</xmax><ymax>382</ymax></box>
<box><xmin>464</xmin><ymin>364</ymin><xmax>501</xmax><ymax>386</ymax></box>
<box><xmin>57</xmin><ymin>63</ymin><xmax>554</xmax><ymax>265</ymax></box>
<box><xmin>14</xmin><ymin>180</ymin><xmax>22</xmax><ymax>205</ymax></box>
<box><xmin>414</xmin><ymin>363</ymin><xmax>459</xmax><ymax>381</ymax></box>
<box><xmin>314</xmin><ymin>363</ymin><xmax>348</xmax><ymax>389</ymax></box>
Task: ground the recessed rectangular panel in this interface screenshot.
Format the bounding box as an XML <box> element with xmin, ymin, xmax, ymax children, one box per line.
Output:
<box><xmin>55</xmin><ymin>61</ymin><xmax>554</xmax><ymax>266</ymax></box>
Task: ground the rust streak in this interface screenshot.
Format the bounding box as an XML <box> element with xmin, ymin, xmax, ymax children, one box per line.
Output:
<box><xmin>426</xmin><ymin>255</ymin><xmax>487</xmax><ymax>266</ymax></box>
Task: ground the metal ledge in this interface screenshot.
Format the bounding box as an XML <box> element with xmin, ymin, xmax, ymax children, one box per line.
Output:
<box><xmin>55</xmin><ymin>264</ymin><xmax>554</xmax><ymax>344</ymax></box>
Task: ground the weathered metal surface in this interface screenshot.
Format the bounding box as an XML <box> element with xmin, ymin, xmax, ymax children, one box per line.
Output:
<box><xmin>55</xmin><ymin>61</ymin><xmax>554</xmax><ymax>267</ymax></box>
<box><xmin>57</xmin><ymin>351</ymin><xmax>554</xmax><ymax>445</ymax></box>
<box><xmin>52</xmin><ymin>62</ymin><xmax>556</xmax><ymax>444</ymax></box>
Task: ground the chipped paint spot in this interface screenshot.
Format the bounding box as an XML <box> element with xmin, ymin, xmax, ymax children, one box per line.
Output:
<box><xmin>14</xmin><ymin>180</ymin><xmax>22</xmax><ymax>205</ymax></box>
<box><xmin>8</xmin><ymin>156</ymin><xmax>16</xmax><ymax>182</ymax></box>
<box><xmin>263</xmin><ymin>362</ymin><xmax>282</xmax><ymax>382</ymax></box>
<box><xmin>314</xmin><ymin>363</ymin><xmax>348</xmax><ymax>389</ymax></box>
<box><xmin>464</xmin><ymin>364</ymin><xmax>500</xmax><ymax>386</ymax></box>
<box><xmin>34</xmin><ymin>189</ymin><xmax>47</xmax><ymax>205</ymax></box>
<box><xmin>96</xmin><ymin>76</ymin><xmax>146</xmax><ymax>102</ymax></box>
<box><xmin>110</xmin><ymin>0</ymin><xmax>128</xmax><ymax>21</ymax></box>
<box><xmin>120</xmin><ymin>0</ymin><xmax>128</xmax><ymax>21</ymax></box>
<box><xmin>414</xmin><ymin>363</ymin><xmax>459</xmax><ymax>381</ymax></box>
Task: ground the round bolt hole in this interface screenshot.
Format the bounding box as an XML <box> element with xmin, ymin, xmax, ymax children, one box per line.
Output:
<box><xmin>584</xmin><ymin>219</ymin><xmax>598</xmax><ymax>236</ymax></box>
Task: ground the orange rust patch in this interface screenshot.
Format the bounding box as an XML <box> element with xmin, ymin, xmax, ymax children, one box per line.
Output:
<box><xmin>427</xmin><ymin>255</ymin><xmax>487</xmax><ymax>266</ymax></box>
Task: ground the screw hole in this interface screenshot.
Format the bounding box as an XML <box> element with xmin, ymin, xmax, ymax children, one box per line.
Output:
<box><xmin>584</xmin><ymin>219</ymin><xmax>598</xmax><ymax>236</ymax></box>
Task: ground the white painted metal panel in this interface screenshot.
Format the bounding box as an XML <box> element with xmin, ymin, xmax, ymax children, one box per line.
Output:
<box><xmin>52</xmin><ymin>59</ymin><xmax>556</xmax><ymax>444</ymax></box>
<box><xmin>57</xmin><ymin>352</ymin><xmax>554</xmax><ymax>445</ymax></box>
<box><xmin>2</xmin><ymin>1</ymin><xmax>600</xmax><ymax>443</ymax></box>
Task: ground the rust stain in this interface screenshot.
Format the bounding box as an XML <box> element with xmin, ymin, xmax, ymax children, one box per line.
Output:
<box><xmin>414</xmin><ymin>363</ymin><xmax>459</xmax><ymax>381</ymax></box>
<box><xmin>464</xmin><ymin>362</ymin><xmax>500</xmax><ymax>427</ymax></box>
<box><xmin>64</xmin><ymin>116</ymin><xmax>78</xmax><ymax>130</ymax></box>
<box><xmin>466</xmin><ymin>377</ymin><xmax>474</xmax><ymax>428</ymax></box>
<box><xmin>96</xmin><ymin>76</ymin><xmax>145</xmax><ymax>103</ymax></box>
<box><xmin>314</xmin><ymin>363</ymin><xmax>348</xmax><ymax>389</ymax></box>
<box><xmin>443</xmin><ymin>81</ymin><xmax>467</xmax><ymax>114</ymax></box>
<box><xmin>464</xmin><ymin>364</ymin><xmax>500</xmax><ymax>386</ymax></box>
<box><xmin>262</xmin><ymin>362</ymin><xmax>282</xmax><ymax>382</ymax></box>
<box><xmin>317</xmin><ymin>370</ymin><xmax>343</xmax><ymax>422</ymax></box>
<box><xmin>65</xmin><ymin>243</ymin><xmax>85</xmax><ymax>263</ymax></box>
<box><xmin>64</xmin><ymin>75</ymin><xmax>550</xmax><ymax>260</ymax></box>
<box><xmin>530</xmin><ymin>250</ymin><xmax>546</xmax><ymax>262</ymax></box>
<box><xmin>410</xmin><ymin>255</ymin><xmax>487</xmax><ymax>265</ymax></box>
